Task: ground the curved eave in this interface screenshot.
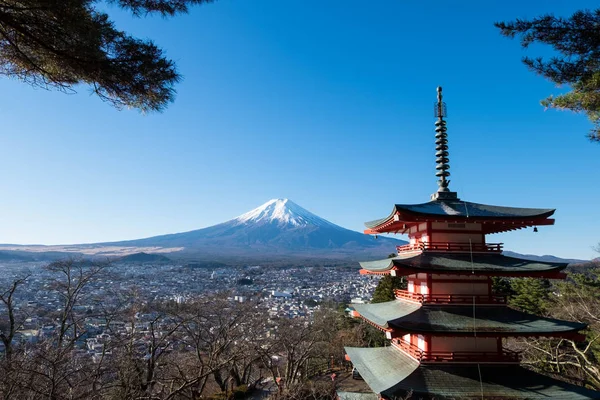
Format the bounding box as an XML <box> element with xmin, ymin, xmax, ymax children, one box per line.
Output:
<box><xmin>387</xmin><ymin>364</ymin><xmax>600</xmax><ymax>399</ymax></box>
<box><xmin>359</xmin><ymin>253</ymin><xmax>568</xmax><ymax>278</ymax></box>
<box><xmin>364</xmin><ymin>201</ymin><xmax>556</xmax><ymax>234</ymax></box>
<box><xmin>353</xmin><ymin>300</ymin><xmax>421</xmax><ymax>329</ymax></box>
<box><xmin>390</xmin><ymin>326</ymin><xmax>587</xmax><ymax>340</ymax></box>
<box><xmin>344</xmin><ymin>346</ymin><xmax>420</xmax><ymax>395</ymax></box>
<box><xmin>352</xmin><ymin>300</ymin><xmax>587</xmax><ymax>338</ymax></box>
<box><xmin>336</xmin><ymin>392</ymin><xmax>379</xmax><ymax>400</ymax></box>
<box><xmin>359</xmin><ymin>258</ymin><xmax>396</xmax><ymax>273</ymax></box>
<box><xmin>395</xmin><ymin>202</ymin><xmax>555</xmax><ymax>220</ymax></box>
<box><xmin>345</xmin><ymin>347</ymin><xmax>600</xmax><ymax>399</ymax></box>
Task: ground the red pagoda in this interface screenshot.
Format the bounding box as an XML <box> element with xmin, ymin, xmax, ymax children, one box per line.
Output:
<box><xmin>342</xmin><ymin>88</ymin><xmax>600</xmax><ymax>400</ymax></box>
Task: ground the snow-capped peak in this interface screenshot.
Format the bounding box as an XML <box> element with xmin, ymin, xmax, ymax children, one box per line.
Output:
<box><xmin>233</xmin><ymin>199</ymin><xmax>334</xmax><ymax>227</ymax></box>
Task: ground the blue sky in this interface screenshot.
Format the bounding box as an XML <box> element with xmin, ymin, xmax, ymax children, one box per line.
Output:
<box><xmin>0</xmin><ymin>0</ymin><xmax>598</xmax><ymax>259</ymax></box>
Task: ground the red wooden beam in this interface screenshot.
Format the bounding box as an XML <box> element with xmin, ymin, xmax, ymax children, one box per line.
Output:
<box><xmin>359</xmin><ymin>269</ymin><xmax>391</xmax><ymax>275</ymax></box>
<box><xmin>365</xmin><ymin>216</ymin><xmax>556</xmax><ymax>234</ymax></box>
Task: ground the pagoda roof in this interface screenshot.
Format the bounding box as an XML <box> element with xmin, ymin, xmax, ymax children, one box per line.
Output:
<box><xmin>352</xmin><ymin>300</ymin><xmax>586</xmax><ymax>336</ymax></box>
<box><xmin>344</xmin><ymin>347</ymin><xmax>419</xmax><ymax>395</ymax></box>
<box><xmin>364</xmin><ymin>199</ymin><xmax>555</xmax><ymax>234</ymax></box>
<box><xmin>345</xmin><ymin>346</ymin><xmax>600</xmax><ymax>399</ymax></box>
<box><xmin>359</xmin><ymin>253</ymin><xmax>567</xmax><ymax>277</ymax></box>
<box><xmin>366</xmin><ymin>200</ymin><xmax>555</xmax><ymax>227</ymax></box>
<box><xmin>336</xmin><ymin>392</ymin><xmax>378</xmax><ymax>400</ymax></box>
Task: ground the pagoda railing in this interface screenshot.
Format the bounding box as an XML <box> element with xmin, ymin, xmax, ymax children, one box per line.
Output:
<box><xmin>396</xmin><ymin>242</ymin><xmax>503</xmax><ymax>254</ymax></box>
<box><xmin>394</xmin><ymin>289</ymin><xmax>507</xmax><ymax>305</ymax></box>
<box><xmin>392</xmin><ymin>340</ymin><xmax>520</xmax><ymax>364</ymax></box>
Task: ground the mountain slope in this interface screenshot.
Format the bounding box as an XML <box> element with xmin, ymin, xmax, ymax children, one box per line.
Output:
<box><xmin>117</xmin><ymin>252</ymin><xmax>172</xmax><ymax>264</ymax></box>
<box><xmin>105</xmin><ymin>199</ymin><xmax>403</xmax><ymax>258</ymax></box>
<box><xmin>502</xmin><ymin>251</ymin><xmax>587</xmax><ymax>264</ymax></box>
<box><xmin>4</xmin><ymin>199</ymin><xmax>581</xmax><ymax>264</ymax></box>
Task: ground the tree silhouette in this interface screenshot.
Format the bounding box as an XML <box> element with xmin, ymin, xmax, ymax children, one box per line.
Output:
<box><xmin>371</xmin><ymin>275</ymin><xmax>406</xmax><ymax>304</ymax></box>
<box><xmin>0</xmin><ymin>0</ymin><xmax>213</xmax><ymax>112</ymax></box>
<box><xmin>497</xmin><ymin>9</ymin><xmax>600</xmax><ymax>142</ymax></box>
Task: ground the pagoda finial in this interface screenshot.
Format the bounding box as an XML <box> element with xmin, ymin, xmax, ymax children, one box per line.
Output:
<box><xmin>431</xmin><ymin>86</ymin><xmax>458</xmax><ymax>201</ymax></box>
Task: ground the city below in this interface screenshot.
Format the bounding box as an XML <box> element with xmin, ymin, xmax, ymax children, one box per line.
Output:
<box><xmin>0</xmin><ymin>259</ymin><xmax>377</xmax><ymax>355</ymax></box>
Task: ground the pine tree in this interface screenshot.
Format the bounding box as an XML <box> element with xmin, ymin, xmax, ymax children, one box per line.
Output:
<box><xmin>0</xmin><ymin>0</ymin><xmax>213</xmax><ymax>112</ymax></box>
<box><xmin>496</xmin><ymin>9</ymin><xmax>600</xmax><ymax>142</ymax></box>
<box><xmin>371</xmin><ymin>275</ymin><xmax>406</xmax><ymax>304</ymax></box>
<box><xmin>509</xmin><ymin>278</ymin><xmax>551</xmax><ymax>315</ymax></box>
<box><xmin>491</xmin><ymin>276</ymin><xmax>515</xmax><ymax>297</ymax></box>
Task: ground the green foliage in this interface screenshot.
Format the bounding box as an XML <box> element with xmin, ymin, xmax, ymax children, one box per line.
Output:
<box><xmin>491</xmin><ymin>276</ymin><xmax>515</xmax><ymax>296</ymax></box>
<box><xmin>522</xmin><ymin>269</ymin><xmax>600</xmax><ymax>389</ymax></box>
<box><xmin>304</xmin><ymin>298</ymin><xmax>319</xmax><ymax>308</ymax></box>
<box><xmin>232</xmin><ymin>385</ymin><xmax>249</xmax><ymax>399</ymax></box>
<box><xmin>361</xmin><ymin>324</ymin><xmax>386</xmax><ymax>347</ymax></box>
<box><xmin>371</xmin><ymin>275</ymin><xmax>406</xmax><ymax>304</ymax></box>
<box><xmin>0</xmin><ymin>0</ymin><xmax>213</xmax><ymax>112</ymax></box>
<box><xmin>509</xmin><ymin>278</ymin><xmax>551</xmax><ymax>315</ymax></box>
<box><xmin>496</xmin><ymin>9</ymin><xmax>600</xmax><ymax>142</ymax></box>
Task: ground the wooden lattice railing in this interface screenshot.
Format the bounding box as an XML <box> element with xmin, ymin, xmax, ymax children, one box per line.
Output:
<box><xmin>394</xmin><ymin>289</ymin><xmax>507</xmax><ymax>305</ymax></box>
<box><xmin>396</xmin><ymin>242</ymin><xmax>503</xmax><ymax>254</ymax></box>
<box><xmin>392</xmin><ymin>339</ymin><xmax>520</xmax><ymax>364</ymax></box>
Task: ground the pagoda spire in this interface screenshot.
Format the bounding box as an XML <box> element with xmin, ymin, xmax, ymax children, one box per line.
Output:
<box><xmin>431</xmin><ymin>86</ymin><xmax>458</xmax><ymax>201</ymax></box>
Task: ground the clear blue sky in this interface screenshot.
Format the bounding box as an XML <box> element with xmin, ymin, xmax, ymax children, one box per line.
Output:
<box><xmin>0</xmin><ymin>0</ymin><xmax>598</xmax><ymax>260</ymax></box>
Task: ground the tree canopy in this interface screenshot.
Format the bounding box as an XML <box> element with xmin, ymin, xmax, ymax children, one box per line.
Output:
<box><xmin>508</xmin><ymin>278</ymin><xmax>551</xmax><ymax>316</ymax></box>
<box><xmin>496</xmin><ymin>9</ymin><xmax>600</xmax><ymax>142</ymax></box>
<box><xmin>0</xmin><ymin>0</ymin><xmax>212</xmax><ymax>112</ymax></box>
<box><xmin>371</xmin><ymin>275</ymin><xmax>406</xmax><ymax>304</ymax></box>
<box><xmin>500</xmin><ymin>263</ymin><xmax>600</xmax><ymax>390</ymax></box>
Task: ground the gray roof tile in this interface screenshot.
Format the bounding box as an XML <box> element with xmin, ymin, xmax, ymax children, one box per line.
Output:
<box><xmin>365</xmin><ymin>200</ymin><xmax>555</xmax><ymax>228</ymax></box>
<box><xmin>346</xmin><ymin>346</ymin><xmax>600</xmax><ymax>399</ymax></box>
<box><xmin>359</xmin><ymin>253</ymin><xmax>567</xmax><ymax>274</ymax></box>
<box><xmin>353</xmin><ymin>300</ymin><xmax>586</xmax><ymax>335</ymax></box>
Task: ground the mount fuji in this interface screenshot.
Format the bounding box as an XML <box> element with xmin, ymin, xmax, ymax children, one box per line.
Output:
<box><xmin>0</xmin><ymin>199</ymin><xmax>588</xmax><ymax>264</ymax></box>
<box><xmin>99</xmin><ymin>199</ymin><xmax>404</xmax><ymax>260</ymax></box>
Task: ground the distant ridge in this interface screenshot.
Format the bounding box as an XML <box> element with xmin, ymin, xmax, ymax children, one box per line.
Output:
<box><xmin>0</xmin><ymin>251</ymin><xmax>33</xmax><ymax>262</ymax></box>
<box><xmin>117</xmin><ymin>252</ymin><xmax>171</xmax><ymax>264</ymax></box>
<box><xmin>502</xmin><ymin>251</ymin><xmax>587</xmax><ymax>265</ymax></box>
<box><xmin>0</xmin><ymin>199</ymin><xmax>589</xmax><ymax>264</ymax></box>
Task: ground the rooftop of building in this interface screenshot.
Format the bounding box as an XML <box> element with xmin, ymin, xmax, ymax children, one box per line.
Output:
<box><xmin>363</xmin><ymin>87</ymin><xmax>557</xmax><ymax>236</ymax></box>
<box><xmin>352</xmin><ymin>299</ymin><xmax>586</xmax><ymax>337</ymax></box>
<box><xmin>365</xmin><ymin>199</ymin><xmax>555</xmax><ymax>228</ymax></box>
<box><xmin>345</xmin><ymin>346</ymin><xmax>600</xmax><ymax>399</ymax></box>
<box><xmin>359</xmin><ymin>252</ymin><xmax>567</xmax><ymax>277</ymax></box>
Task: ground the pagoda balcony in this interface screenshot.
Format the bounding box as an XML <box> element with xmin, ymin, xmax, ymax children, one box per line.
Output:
<box><xmin>396</xmin><ymin>242</ymin><xmax>503</xmax><ymax>254</ymax></box>
<box><xmin>392</xmin><ymin>340</ymin><xmax>520</xmax><ymax>364</ymax></box>
<box><xmin>394</xmin><ymin>289</ymin><xmax>507</xmax><ymax>305</ymax></box>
